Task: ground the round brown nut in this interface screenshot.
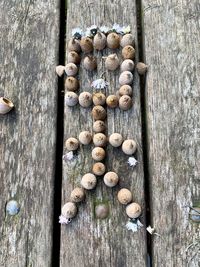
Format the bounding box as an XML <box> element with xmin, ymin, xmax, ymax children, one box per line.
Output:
<box><xmin>109</xmin><ymin>133</ymin><xmax>123</xmax><ymax>147</ymax></box>
<box><xmin>65</xmin><ymin>63</ymin><xmax>78</xmax><ymax>76</ymax></box>
<box><xmin>79</xmin><ymin>92</ymin><xmax>93</xmax><ymax>108</ymax></box>
<box><xmin>117</xmin><ymin>188</ymin><xmax>132</xmax><ymax>205</ymax></box>
<box><xmin>136</xmin><ymin>62</ymin><xmax>148</xmax><ymax>75</ymax></box>
<box><xmin>62</xmin><ymin>202</ymin><xmax>77</xmax><ymax>219</ymax></box>
<box><xmin>93</xmin><ymin>32</ymin><xmax>107</xmax><ymax>50</ymax></box>
<box><xmin>119</xmin><ymin>85</ymin><xmax>133</xmax><ymax>96</ymax></box>
<box><xmin>122</xmin><ymin>45</ymin><xmax>135</xmax><ymax>60</ymax></box>
<box><xmin>65</xmin><ymin>77</ymin><xmax>79</xmax><ymax>91</ymax></box>
<box><xmin>126</xmin><ymin>202</ymin><xmax>142</xmax><ymax>218</ymax></box>
<box><xmin>65</xmin><ymin>137</ymin><xmax>79</xmax><ymax>151</ymax></box>
<box><xmin>78</xmin><ymin>131</ymin><xmax>92</xmax><ymax>145</ymax></box>
<box><xmin>93</xmin><ymin>93</ymin><xmax>106</xmax><ymax>106</ymax></box>
<box><xmin>70</xmin><ymin>187</ymin><xmax>85</xmax><ymax>203</ymax></box>
<box><xmin>93</xmin><ymin>120</ymin><xmax>106</xmax><ymax>133</ymax></box>
<box><xmin>120</xmin><ymin>33</ymin><xmax>134</xmax><ymax>47</ymax></box>
<box><xmin>92</xmin><ymin>147</ymin><xmax>106</xmax><ymax>161</ymax></box>
<box><xmin>68</xmin><ymin>38</ymin><xmax>81</xmax><ymax>53</ymax></box>
<box><xmin>120</xmin><ymin>59</ymin><xmax>134</xmax><ymax>72</ymax></box>
<box><xmin>107</xmin><ymin>32</ymin><xmax>120</xmax><ymax>49</ymax></box>
<box><xmin>93</xmin><ymin>133</ymin><xmax>107</xmax><ymax>147</ymax></box>
<box><xmin>80</xmin><ymin>37</ymin><xmax>93</xmax><ymax>53</ymax></box>
<box><xmin>92</xmin><ymin>162</ymin><xmax>106</xmax><ymax>176</ymax></box>
<box><xmin>65</xmin><ymin>92</ymin><xmax>79</xmax><ymax>107</ymax></box>
<box><xmin>105</xmin><ymin>54</ymin><xmax>120</xmax><ymax>71</ymax></box>
<box><xmin>103</xmin><ymin>172</ymin><xmax>119</xmax><ymax>187</ymax></box>
<box><xmin>68</xmin><ymin>51</ymin><xmax>81</xmax><ymax>64</ymax></box>
<box><xmin>122</xmin><ymin>139</ymin><xmax>137</xmax><ymax>155</ymax></box>
<box><xmin>81</xmin><ymin>173</ymin><xmax>97</xmax><ymax>190</ymax></box>
<box><xmin>106</xmin><ymin>95</ymin><xmax>119</xmax><ymax>108</ymax></box>
<box><xmin>119</xmin><ymin>95</ymin><xmax>132</xmax><ymax>110</ymax></box>
<box><xmin>95</xmin><ymin>204</ymin><xmax>109</xmax><ymax>219</ymax></box>
<box><xmin>83</xmin><ymin>56</ymin><xmax>97</xmax><ymax>71</ymax></box>
<box><xmin>119</xmin><ymin>71</ymin><xmax>133</xmax><ymax>85</ymax></box>
<box><xmin>92</xmin><ymin>105</ymin><xmax>107</xmax><ymax>120</ymax></box>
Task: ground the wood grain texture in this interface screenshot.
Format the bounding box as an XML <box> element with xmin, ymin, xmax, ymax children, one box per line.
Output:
<box><xmin>61</xmin><ymin>0</ymin><xmax>147</xmax><ymax>266</ymax></box>
<box><xmin>142</xmin><ymin>0</ymin><xmax>200</xmax><ymax>266</ymax></box>
<box><xmin>0</xmin><ymin>1</ymin><xmax>59</xmax><ymax>266</ymax></box>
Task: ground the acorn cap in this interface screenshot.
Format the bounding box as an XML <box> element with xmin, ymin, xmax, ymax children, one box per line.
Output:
<box><xmin>109</xmin><ymin>133</ymin><xmax>123</xmax><ymax>147</ymax></box>
<box><xmin>70</xmin><ymin>187</ymin><xmax>85</xmax><ymax>203</ymax></box>
<box><xmin>92</xmin><ymin>105</ymin><xmax>107</xmax><ymax>120</ymax></box>
<box><xmin>122</xmin><ymin>45</ymin><xmax>135</xmax><ymax>60</ymax></box>
<box><xmin>79</xmin><ymin>92</ymin><xmax>93</xmax><ymax>108</ymax></box>
<box><xmin>105</xmin><ymin>54</ymin><xmax>120</xmax><ymax>71</ymax></box>
<box><xmin>126</xmin><ymin>202</ymin><xmax>142</xmax><ymax>218</ymax></box>
<box><xmin>80</xmin><ymin>37</ymin><xmax>93</xmax><ymax>53</ymax></box>
<box><xmin>94</xmin><ymin>32</ymin><xmax>107</xmax><ymax>50</ymax></box>
<box><xmin>81</xmin><ymin>173</ymin><xmax>97</xmax><ymax>190</ymax></box>
<box><xmin>65</xmin><ymin>63</ymin><xmax>78</xmax><ymax>76</ymax></box>
<box><xmin>65</xmin><ymin>77</ymin><xmax>79</xmax><ymax>91</ymax></box>
<box><xmin>120</xmin><ymin>59</ymin><xmax>135</xmax><ymax>72</ymax></box>
<box><xmin>93</xmin><ymin>133</ymin><xmax>107</xmax><ymax>147</ymax></box>
<box><xmin>78</xmin><ymin>131</ymin><xmax>92</xmax><ymax>145</ymax></box>
<box><xmin>92</xmin><ymin>147</ymin><xmax>106</xmax><ymax>161</ymax></box>
<box><xmin>56</xmin><ymin>65</ymin><xmax>65</xmax><ymax>77</ymax></box>
<box><xmin>65</xmin><ymin>92</ymin><xmax>79</xmax><ymax>107</ymax></box>
<box><xmin>93</xmin><ymin>93</ymin><xmax>106</xmax><ymax>106</ymax></box>
<box><xmin>136</xmin><ymin>62</ymin><xmax>148</xmax><ymax>75</ymax></box>
<box><xmin>122</xmin><ymin>139</ymin><xmax>137</xmax><ymax>155</ymax></box>
<box><xmin>107</xmin><ymin>32</ymin><xmax>120</xmax><ymax>49</ymax></box>
<box><xmin>93</xmin><ymin>120</ymin><xmax>106</xmax><ymax>133</ymax></box>
<box><xmin>106</xmin><ymin>95</ymin><xmax>119</xmax><ymax>108</ymax></box>
<box><xmin>83</xmin><ymin>56</ymin><xmax>97</xmax><ymax>71</ymax></box>
<box><xmin>92</xmin><ymin>162</ymin><xmax>106</xmax><ymax>176</ymax></box>
<box><xmin>119</xmin><ymin>71</ymin><xmax>133</xmax><ymax>85</ymax></box>
<box><xmin>119</xmin><ymin>95</ymin><xmax>132</xmax><ymax>110</ymax></box>
<box><xmin>62</xmin><ymin>202</ymin><xmax>77</xmax><ymax>219</ymax></box>
<box><xmin>120</xmin><ymin>34</ymin><xmax>135</xmax><ymax>47</ymax></box>
<box><xmin>117</xmin><ymin>188</ymin><xmax>132</xmax><ymax>205</ymax></box>
<box><xmin>68</xmin><ymin>38</ymin><xmax>81</xmax><ymax>53</ymax></box>
<box><xmin>68</xmin><ymin>51</ymin><xmax>81</xmax><ymax>64</ymax></box>
<box><xmin>65</xmin><ymin>137</ymin><xmax>79</xmax><ymax>151</ymax></box>
<box><xmin>104</xmin><ymin>171</ymin><xmax>119</xmax><ymax>187</ymax></box>
<box><xmin>119</xmin><ymin>85</ymin><xmax>133</xmax><ymax>96</ymax></box>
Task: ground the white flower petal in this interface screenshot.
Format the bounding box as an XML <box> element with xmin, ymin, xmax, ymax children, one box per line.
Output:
<box><xmin>128</xmin><ymin>157</ymin><xmax>138</xmax><ymax>167</ymax></box>
<box><xmin>59</xmin><ymin>215</ymin><xmax>72</xmax><ymax>225</ymax></box>
<box><xmin>91</xmin><ymin>79</ymin><xmax>109</xmax><ymax>89</ymax></box>
<box><xmin>72</xmin><ymin>28</ymin><xmax>83</xmax><ymax>37</ymax></box>
<box><xmin>63</xmin><ymin>151</ymin><xmax>74</xmax><ymax>162</ymax></box>
<box><xmin>126</xmin><ymin>219</ymin><xmax>143</xmax><ymax>232</ymax></box>
<box><xmin>99</xmin><ymin>26</ymin><xmax>110</xmax><ymax>34</ymax></box>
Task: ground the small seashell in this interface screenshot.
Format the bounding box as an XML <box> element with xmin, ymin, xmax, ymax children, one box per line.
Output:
<box><xmin>56</xmin><ymin>65</ymin><xmax>65</xmax><ymax>77</ymax></box>
<box><xmin>0</xmin><ymin>97</ymin><xmax>14</xmax><ymax>115</ymax></box>
<box><xmin>6</xmin><ymin>200</ymin><xmax>20</xmax><ymax>215</ymax></box>
<box><xmin>93</xmin><ymin>32</ymin><xmax>107</xmax><ymax>50</ymax></box>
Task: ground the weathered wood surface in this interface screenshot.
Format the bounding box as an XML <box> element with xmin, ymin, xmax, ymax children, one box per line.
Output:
<box><xmin>0</xmin><ymin>1</ymin><xmax>59</xmax><ymax>266</ymax></box>
<box><xmin>142</xmin><ymin>0</ymin><xmax>200</xmax><ymax>266</ymax></box>
<box><xmin>61</xmin><ymin>0</ymin><xmax>147</xmax><ymax>266</ymax></box>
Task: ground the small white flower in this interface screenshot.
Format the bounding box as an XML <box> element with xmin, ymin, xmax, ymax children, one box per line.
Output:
<box><xmin>126</xmin><ymin>219</ymin><xmax>143</xmax><ymax>232</ymax></box>
<box><xmin>63</xmin><ymin>151</ymin><xmax>74</xmax><ymax>162</ymax></box>
<box><xmin>146</xmin><ymin>225</ymin><xmax>155</xmax><ymax>235</ymax></box>
<box><xmin>112</xmin><ymin>23</ymin><xmax>123</xmax><ymax>33</ymax></box>
<box><xmin>99</xmin><ymin>25</ymin><xmax>110</xmax><ymax>34</ymax></box>
<box><xmin>128</xmin><ymin>157</ymin><xmax>138</xmax><ymax>167</ymax></box>
<box><xmin>59</xmin><ymin>215</ymin><xmax>72</xmax><ymax>225</ymax></box>
<box><xmin>121</xmin><ymin>25</ymin><xmax>131</xmax><ymax>34</ymax></box>
<box><xmin>91</xmin><ymin>79</ymin><xmax>109</xmax><ymax>89</ymax></box>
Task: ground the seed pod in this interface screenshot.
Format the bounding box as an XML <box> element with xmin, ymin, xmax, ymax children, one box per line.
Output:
<box><xmin>70</xmin><ymin>187</ymin><xmax>85</xmax><ymax>203</ymax></box>
<box><xmin>68</xmin><ymin>51</ymin><xmax>81</xmax><ymax>64</ymax></box>
<box><xmin>104</xmin><ymin>172</ymin><xmax>119</xmax><ymax>187</ymax></box>
<box><xmin>136</xmin><ymin>62</ymin><xmax>148</xmax><ymax>75</ymax></box>
<box><xmin>122</xmin><ymin>45</ymin><xmax>135</xmax><ymax>60</ymax></box>
<box><xmin>119</xmin><ymin>85</ymin><xmax>133</xmax><ymax>96</ymax></box>
<box><xmin>93</xmin><ymin>120</ymin><xmax>106</xmax><ymax>133</ymax></box>
<box><xmin>92</xmin><ymin>105</ymin><xmax>107</xmax><ymax>120</ymax></box>
<box><xmin>92</xmin><ymin>147</ymin><xmax>106</xmax><ymax>161</ymax></box>
<box><xmin>78</xmin><ymin>131</ymin><xmax>92</xmax><ymax>145</ymax></box>
<box><xmin>79</xmin><ymin>92</ymin><xmax>92</xmax><ymax>108</ymax></box>
<box><xmin>122</xmin><ymin>139</ymin><xmax>137</xmax><ymax>155</ymax></box>
<box><xmin>95</xmin><ymin>204</ymin><xmax>109</xmax><ymax>219</ymax></box>
<box><xmin>56</xmin><ymin>65</ymin><xmax>65</xmax><ymax>77</ymax></box>
<box><xmin>62</xmin><ymin>202</ymin><xmax>77</xmax><ymax>219</ymax></box>
<box><xmin>92</xmin><ymin>162</ymin><xmax>106</xmax><ymax>176</ymax></box>
<box><xmin>106</xmin><ymin>95</ymin><xmax>119</xmax><ymax>108</ymax></box>
<box><xmin>119</xmin><ymin>71</ymin><xmax>133</xmax><ymax>85</ymax></box>
<box><xmin>93</xmin><ymin>133</ymin><xmax>107</xmax><ymax>147</ymax></box>
<box><xmin>121</xmin><ymin>59</ymin><xmax>134</xmax><ymax>72</ymax></box>
<box><xmin>80</xmin><ymin>37</ymin><xmax>93</xmax><ymax>53</ymax></box>
<box><xmin>81</xmin><ymin>173</ymin><xmax>97</xmax><ymax>190</ymax></box>
<box><xmin>107</xmin><ymin>32</ymin><xmax>120</xmax><ymax>49</ymax></box>
<box><xmin>65</xmin><ymin>63</ymin><xmax>78</xmax><ymax>76</ymax></box>
<box><xmin>93</xmin><ymin>93</ymin><xmax>106</xmax><ymax>106</ymax></box>
<box><xmin>94</xmin><ymin>32</ymin><xmax>107</xmax><ymax>50</ymax></box>
<box><xmin>65</xmin><ymin>77</ymin><xmax>79</xmax><ymax>91</ymax></box>
<box><xmin>109</xmin><ymin>133</ymin><xmax>123</xmax><ymax>147</ymax></box>
<box><xmin>117</xmin><ymin>188</ymin><xmax>132</xmax><ymax>205</ymax></box>
<box><xmin>105</xmin><ymin>54</ymin><xmax>120</xmax><ymax>71</ymax></box>
<box><xmin>119</xmin><ymin>95</ymin><xmax>132</xmax><ymax>110</ymax></box>
<box><xmin>65</xmin><ymin>92</ymin><xmax>79</xmax><ymax>107</ymax></box>
<box><xmin>65</xmin><ymin>137</ymin><xmax>79</xmax><ymax>151</ymax></box>
<box><xmin>126</xmin><ymin>202</ymin><xmax>142</xmax><ymax>219</ymax></box>
<box><xmin>83</xmin><ymin>56</ymin><xmax>97</xmax><ymax>71</ymax></box>
<box><xmin>68</xmin><ymin>38</ymin><xmax>81</xmax><ymax>53</ymax></box>
<box><xmin>120</xmin><ymin>33</ymin><xmax>134</xmax><ymax>47</ymax></box>
<box><xmin>0</xmin><ymin>97</ymin><xmax>14</xmax><ymax>115</ymax></box>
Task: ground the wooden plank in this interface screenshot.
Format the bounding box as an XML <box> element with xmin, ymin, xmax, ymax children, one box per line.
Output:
<box><xmin>0</xmin><ymin>1</ymin><xmax>59</xmax><ymax>266</ymax></box>
<box><xmin>142</xmin><ymin>0</ymin><xmax>200</xmax><ymax>266</ymax></box>
<box><xmin>60</xmin><ymin>0</ymin><xmax>147</xmax><ymax>266</ymax></box>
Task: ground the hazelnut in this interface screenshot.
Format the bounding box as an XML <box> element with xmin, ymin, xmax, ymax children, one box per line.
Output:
<box><xmin>107</xmin><ymin>32</ymin><xmax>120</xmax><ymax>49</ymax></box>
<box><xmin>70</xmin><ymin>187</ymin><xmax>85</xmax><ymax>203</ymax></box>
<box><xmin>56</xmin><ymin>65</ymin><xmax>65</xmax><ymax>77</ymax></box>
<box><xmin>136</xmin><ymin>62</ymin><xmax>148</xmax><ymax>75</ymax></box>
<box><xmin>93</xmin><ymin>133</ymin><xmax>107</xmax><ymax>147</ymax></box>
<box><xmin>117</xmin><ymin>188</ymin><xmax>132</xmax><ymax>205</ymax></box>
<box><xmin>109</xmin><ymin>133</ymin><xmax>123</xmax><ymax>147</ymax></box>
<box><xmin>65</xmin><ymin>137</ymin><xmax>79</xmax><ymax>151</ymax></box>
<box><xmin>93</xmin><ymin>120</ymin><xmax>106</xmax><ymax>133</ymax></box>
<box><xmin>83</xmin><ymin>56</ymin><xmax>97</xmax><ymax>71</ymax></box>
<box><xmin>93</xmin><ymin>93</ymin><xmax>106</xmax><ymax>106</ymax></box>
<box><xmin>120</xmin><ymin>34</ymin><xmax>134</xmax><ymax>47</ymax></box>
<box><xmin>94</xmin><ymin>32</ymin><xmax>107</xmax><ymax>50</ymax></box>
<box><xmin>126</xmin><ymin>202</ymin><xmax>142</xmax><ymax>218</ymax></box>
<box><xmin>92</xmin><ymin>147</ymin><xmax>106</xmax><ymax>161</ymax></box>
<box><xmin>120</xmin><ymin>59</ymin><xmax>134</xmax><ymax>72</ymax></box>
<box><xmin>122</xmin><ymin>45</ymin><xmax>135</xmax><ymax>60</ymax></box>
<box><xmin>65</xmin><ymin>92</ymin><xmax>78</xmax><ymax>107</ymax></box>
<box><xmin>106</xmin><ymin>95</ymin><xmax>119</xmax><ymax>108</ymax></box>
<box><xmin>68</xmin><ymin>38</ymin><xmax>81</xmax><ymax>53</ymax></box>
<box><xmin>65</xmin><ymin>63</ymin><xmax>78</xmax><ymax>76</ymax></box>
<box><xmin>95</xmin><ymin>204</ymin><xmax>109</xmax><ymax>219</ymax></box>
<box><xmin>92</xmin><ymin>162</ymin><xmax>106</xmax><ymax>176</ymax></box>
<box><xmin>65</xmin><ymin>77</ymin><xmax>79</xmax><ymax>91</ymax></box>
<box><xmin>119</xmin><ymin>71</ymin><xmax>133</xmax><ymax>85</ymax></box>
<box><xmin>62</xmin><ymin>202</ymin><xmax>77</xmax><ymax>219</ymax></box>
<box><xmin>68</xmin><ymin>51</ymin><xmax>81</xmax><ymax>64</ymax></box>
<box><xmin>92</xmin><ymin>105</ymin><xmax>107</xmax><ymax>120</ymax></box>
<box><xmin>80</xmin><ymin>37</ymin><xmax>93</xmax><ymax>53</ymax></box>
<box><xmin>103</xmin><ymin>172</ymin><xmax>119</xmax><ymax>187</ymax></box>
<box><xmin>119</xmin><ymin>95</ymin><xmax>132</xmax><ymax>110</ymax></box>
<box><xmin>119</xmin><ymin>85</ymin><xmax>133</xmax><ymax>96</ymax></box>
<box><xmin>81</xmin><ymin>173</ymin><xmax>97</xmax><ymax>190</ymax></box>
<box><xmin>105</xmin><ymin>54</ymin><xmax>120</xmax><ymax>71</ymax></box>
<box><xmin>122</xmin><ymin>139</ymin><xmax>137</xmax><ymax>155</ymax></box>
<box><xmin>79</xmin><ymin>92</ymin><xmax>92</xmax><ymax>108</ymax></box>
<box><xmin>78</xmin><ymin>131</ymin><xmax>92</xmax><ymax>145</ymax></box>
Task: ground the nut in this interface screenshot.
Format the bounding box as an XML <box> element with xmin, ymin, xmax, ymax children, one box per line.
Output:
<box><xmin>68</xmin><ymin>38</ymin><xmax>81</xmax><ymax>53</ymax></box>
<box><xmin>107</xmin><ymin>32</ymin><xmax>120</xmax><ymax>49</ymax></box>
<box><xmin>93</xmin><ymin>120</ymin><xmax>106</xmax><ymax>133</ymax></box>
<box><xmin>78</xmin><ymin>131</ymin><xmax>92</xmax><ymax>145</ymax></box>
<box><xmin>62</xmin><ymin>202</ymin><xmax>77</xmax><ymax>219</ymax></box>
<box><xmin>120</xmin><ymin>59</ymin><xmax>134</xmax><ymax>72</ymax></box>
<box><xmin>104</xmin><ymin>171</ymin><xmax>119</xmax><ymax>187</ymax></box>
<box><xmin>79</xmin><ymin>92</ymin><xmax>93</xmax><ymax>108</ymax></box>
<box><xmin>92</xmin><ymin>162</ymin><xmax>106</xmax><ymax>176</ymax></box>
<box><xmin>93</xmin><ymin>32</ymin><xmax>107</xmax><ymax>50</ymax></box>
<box><xmin>126</xmin><ymin>202</ymin><xmax>142</xmax><ymax>218</ymax></box>
<box><xmin>119</xmin><ymin>85</ymin><xmax>133</xmax><ymax>96</ymax></box>
<box><xmin>119</xmin><ymin>71</ymin><xmax>133</xmax><ymax>85</ymax></box>
<box><xmin>83</xmin><ymin>56</ymin><xmax>97</xmax><ymax>71</ymax></box>
<box><xmin>105</xmin><ymin>54</ymin><xmax>120</xmax><ymax>71</ymax></box>
<box><xmin>92</xmin><ymin>105</ymin><xmax>107</xmax><ymax>120</ymax></box>
<box><xmin>56</xmin><ymin>65</ymin><xmax>65</xmax><ymax>77</ymax></box>
<box><xmin>70</xmin><ymin>187</ymin><xmax>85</xmax><ymax>203</ymax></box>
<box><xmin>93</xmin><ymin>133</ymin><xmax>107</xmax><ymax>147</ymax></box>
<box><xmin>106</xmin><ymin>95</ymin><xmax>119</xmax><ymax>108</ymax></box>
<box><xmin>117</xmin><ymin>188</ymin><xmax>132</xmax><ymax>205</ymax></box>
<box><xmin>68</xmin><ymin>51</ymin><xmax>81</xmax><ymax>64</ymax></box>
<box><xmin>92</xmin><ymin>147</ymin><xmax>106</xmax><ymax>161</ymax></box>
<box><xmin>93</xmin><ymin>93</ymin><xmax>106</xmax><ymax>106</ymax></box>
<box><xmin>65</xmin><ymin>92</ymin><xmax>79</xmax><ymax>107</ymax></box>
<box><xmin>120</xmin><ymin>33</ymin><xmax>134</xmax><ymax>47</ymax></box>
<box><xmin>65</xmin><ymin>63</ymin><xmax>78</xmax><ymax>76</ymax></box>
<box><xmin>109</xmin><ymin>133</ymin><xmax>123</xmax><ymax>147</ymax></box>
<box><xmin>65</xmin><ymin>77</ymin><xmax>79</xmax><ymax>91</ymax></box>
<box><xmin>81</xmin><ymin>173</ymin><xmax>97</xmax><ymax>190</ymax></box>
<box><xmin>122</xmin><ymin>45</ymin><xmax>135</xmax><ymax>60</ymax></box>
<box><xmin>122</xmin><ymin>139</ymin><xmax>137</xmax><ymax>155</ymax></box>
<box><xmin>65</xmin><ymin>137</ymin><xmax>79</xmax><ymax>151</ymax></box>
<box><xmin>80</xmin><ymin>37</ymin><xmax>93</xmax><ymax>53</ymax></box>
<box><xmin>119</xmin><ymin>95</ymin><xmax>132</xmax><ymax>110</ymax></box>
<box><xmin>136</xmin><ymin>62</ymin><xmax>148</xmax><ymax>75</ymax></box>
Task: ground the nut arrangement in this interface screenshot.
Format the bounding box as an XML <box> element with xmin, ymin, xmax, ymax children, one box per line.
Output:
<box><xmin>56</xmin><ymin>25</ymin><xmax>147</xmax><ymax>226</ymax></box>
